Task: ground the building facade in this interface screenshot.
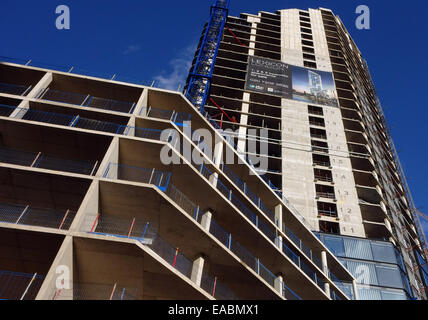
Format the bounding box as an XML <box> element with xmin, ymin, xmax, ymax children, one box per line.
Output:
<box><xmin>188</xmin><ymin>4</ymin><xmax>428</xmax><ymax>300</ymax></box>
<box><xmin>0</xmin><ymin>60</ymin><xmax>357</xmax><ymax>300</ymax></box>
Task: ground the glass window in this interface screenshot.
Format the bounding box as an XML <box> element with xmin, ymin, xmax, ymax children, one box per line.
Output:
<box><xmin>344</xmin><ymin>237</ymin><xmax>373</xmax><ymax>260</ymax></box>
<box><xmin>323</xmin><ymin>235</ymin><xmax>345</xmax><ymax>257</ymax></box>
<box><xmin>345</xmin><ymin>260</ymin><xmax>378</xmax><ymax>286</ymax></box>
<box><xmin>376</xmin><ymin>265</ymin><xmax>404</xmax><ymax>289</ymax></box>
<box><xmin>371</xmin><ymin>242</ymin><xmax>397</xmax><ymax>264</ymax></box>
<box><xmin>357</xmin><ymin>286</ymin><xmax>381</xmax><ymax>300</ymax></box>
<box><xmin>380</xmin><ymin>289</ymin><xmax>408</xmax><ymax>300</ymax></box>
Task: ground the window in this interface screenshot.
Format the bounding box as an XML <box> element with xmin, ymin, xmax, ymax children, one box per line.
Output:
<box><xmin>319</xmin><ymin>221</ymin><xmax>340</xmax><ymax>234</ymax></box>
<box><xmin>303</xmin><ymin>53</ymin><xmax>316</xmax><ymax>61</ymax></box>
<box><xmin>308</xmin><ymin>105</ymin><xmax>323</xmax><ymax>116</ymax></box>
<box><xmin>313</xmin><ymin>154</ymin><xmax>331</xmax><ymax>167</ymax></box>
<box><xmin>303</xmin><ymin>46</ymin><xmax>315</xmax><ymax>54</ymax></box>
<box><xmin>310</xmin><ymin>128</ymin><xmax>327</xmax><ymax>140</ymax></box>
<box><xmin>302</xmin><ymin>40</ymin><xmax>314</xmax><ymax>47</ymax></box>
<box><xmin>304</xmin><ymin>61</ymin><xmax>317</xmax><ymax>69</ymax></box>
<box><xmin>316</xmin><ymin>184</ymin><xmax>335</xmax><ymax>199</ymax></box>
<box><xmin>314</xmin><ymin>168</ymin><xmax>333</xmax><ymax>182</ymax></box>
<box><xmin>317</xmin><ymin>202</ymin><xmax>338</xmax><ymax>217</ymax></box>
<box><xmin>309</xmin><ymin>116</ymin><xmax>325</xmax><ymax>127</ymax></box>
<box><xmin>312</xmin><ymin>140</ymin><xmax>329</xmax><ymax>154</ymax></box>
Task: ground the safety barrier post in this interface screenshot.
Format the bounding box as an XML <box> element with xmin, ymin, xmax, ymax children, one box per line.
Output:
<box><xmin>58</xmin><ymin>210</ymin><xmax>70</xmax><ymax>230</ymax></box>
<box><xmin>109</xmin><ymin>283</ymin><xmax>117</xmax><ymax>300</ymax></box>
<box><xmin>172</xmin><ymin>248</ymin><xmax>179</xmax><ymax>268</ymax></box>
<box><xmin>90</xmin><ymin>213</ymin><xmax>100</xmax><ymax>233</ymax></box>
<box><xmin>16</xmin><ymin>205</ymin><xmax>29</xmax><ymax>224</ymax></box>
<box><xmin>20</xmin><ymin>273</ymin><xmax>37</xmax><ymax>300</ymax></box>
<box><xmin>30</xmin><ymin>152</ymin><xmax>42</xmax><ymax>167</ymax></box>
<box><xmin>127</xmin><ymin>218</ymin><xmax>136</xmax><ymax>238</ymax></box>
<box><xmin>212</xmin><ymin>277</ymin><xmax>217</xmax><ymax>297</ymax></box>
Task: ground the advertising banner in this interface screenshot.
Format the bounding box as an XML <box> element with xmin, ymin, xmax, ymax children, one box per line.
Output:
<box><xmin>245</xmin><ymin>56</ymin><xmax>338</xmax><ymax>107</ymax></box>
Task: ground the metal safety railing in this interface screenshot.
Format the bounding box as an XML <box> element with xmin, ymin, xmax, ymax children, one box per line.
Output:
<box><xmin>101</xmin><ymin>163</ymin><xmax>291</xmax><ymax>298</ymax></box>
<box><xmin>15</xmin><ymin>107</ymin><xmax>127</xmax><ymax>134</ymax></box>
<box><xmin>0</xmin><ymin>146</ymin><xmax>98</xmax><ymax>175</ymax></box>
<box><xmin>0</xmin><ymin>82</ymin><xmax>32</xmax><ymax>96</ymax></box>
<box><xmin>0</xmin><ymin>104</ymin><xmax>17</xmax><ymax>117</ymax></box>
<box><xmin>0</xmin><ymin>203</ymin><xmax>75</xmax><ymax>230</ymax></box>
<box><xmin>85</xmin><ymin>214</ymin><xmax>239</xmax><ymax>300</ymax></box>
<box><xmin>53</xmin><ymin>282</ymin><xmax>138</xmax><ymax>300</ymax></box>
<box><xmin>37</xmin><ymin>88</ymin><xmax>136</xmax><ymax>114</ymax></box>
<box><xmin>139</xmin><ymin>106</ymin><xmax>191</xmax><ymax>125</ymax></box>
<box><xmin>0</xmin><ymin>56</ymin><xmax>156</xmax><ymax>88</ymax></box>
<box><xmin>0</xmin><ymin>270</ymin><xmax>45</xmax><ymax>300</ymax></box>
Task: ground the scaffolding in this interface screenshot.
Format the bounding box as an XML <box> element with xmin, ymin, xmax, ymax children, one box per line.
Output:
<box><xmin>185</xmin><ymin>0</ymin><xmax>229</xmax><ymax>113</ymax></box>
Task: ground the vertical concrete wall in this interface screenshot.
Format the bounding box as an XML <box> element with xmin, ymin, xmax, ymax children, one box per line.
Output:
<box><xmin>279</xmin><ymin>9</ymin><xmax>365</xmax><ymax>236</ymax></box>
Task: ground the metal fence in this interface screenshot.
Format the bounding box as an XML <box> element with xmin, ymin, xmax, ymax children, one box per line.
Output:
<box><xmin>139</xmin><ymin>106</ymin><xmax>192</xmax><ymax>124</ymax></box>
<box><xmin>86</xmin><ymin>214</ymin><xmax>238</xmax><ymax>299</ymax></box>
<box><xmin>0</xmin><ymin>203</ymin><xmax>75</xmax><ymax>230</ymax></box>
<box><xmin>0</xmin><ymin>146</ymin><xmax>97</xmax><ymax>175</ymax></box>
<box><xmin>0</xmin><ymin>82</ymin><xmax>31</xmax><ymax>96</ymax></box>
<box><xmin>0</xmin><ymin>270</ymin><xmax>45</xmax><ymax>300</ymax></box>
<box><xmin>53</xmin><ymin>282</ymin><xmax>138</xmax><ymax>300</ymax></box>
<box><xmin>103</xmin><ymin>163</ymin><xmax>171</xmax><ymax>191</ymax></box>
<box><xmin>0</xmin><ymin>104</ymin><xmax>16</xmax><ymax>117</ymax></box>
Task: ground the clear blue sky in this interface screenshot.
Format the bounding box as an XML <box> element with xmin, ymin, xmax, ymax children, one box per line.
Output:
<box><xmin>1</xmin><ymin>0</ymin><xmax>427</xmax><ymax>236</ymax></box>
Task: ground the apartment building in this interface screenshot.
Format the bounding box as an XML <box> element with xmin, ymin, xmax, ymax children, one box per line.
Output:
<box><xmin>187</xmin><ymin>2</ymin><xmax>428</xmax><ymax>300</ymax></box>
<box><xmin>0</xmin><ymin>60</ymin><xmax>357</xmax><ymax>300</ymax></box>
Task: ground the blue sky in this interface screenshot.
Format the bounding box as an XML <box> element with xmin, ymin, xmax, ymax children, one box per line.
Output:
<box><xmin>1</xmin><ymin>0</ymin><xmax>427</xmax><ymax>237</ymax></box>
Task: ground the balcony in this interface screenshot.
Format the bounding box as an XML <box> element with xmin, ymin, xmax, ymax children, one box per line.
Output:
<box><xmin>0</xmin><ymin>64</ymin><xmax>46</xmax><ymax>97</ymax></box>
<box><xmin>38</xmin><ymin>88</ymin><xmax>137</xmax><ymax>114</ymax></box>
<box><xmin>101</xmin><ymin>161</ymin><xmax>333</xmax><ymax>299</ymax></box>
<box><xmin>313</xmin><ymin>154</ymin><xmax>332</xmax><ymax>168</ymax></box>
<box><xmin>0</xmin><ymin>227</ymin><xmax>64</xmax><ymax>300</ymax></box>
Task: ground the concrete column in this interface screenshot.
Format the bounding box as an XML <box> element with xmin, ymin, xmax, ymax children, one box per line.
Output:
<box><xmin>321</xmin><ymin>251</ymin><xmax>331</xmax><ymax>298</ymax></box>
<box><xmin>275</xmin><ymin>204</ymin><xmax>283</xmax><ymax>230</ymax></box>
<box><xmin>275</xmin><ymin>235</ymin><xmax>283</xmax><ymax>250</ymax></box>
<box><xmin>213</xmin><ymin>140</ymin><xmax>224</xmax><ymax>167</ymax></box>
<box><xmin>274</xmin><ymin>275</ymin><xmax>284</xmax><ymax>297</ymax></box>
<box><xmin>96</xmin><ymin>136</ymin><xmax>119</xmax><ymax>178</ymax></box>
<box><xmin>10</xmin><ymin>72</ymin><xmax>53</xmax><ymax>119</ymax></box>
<box><xmin>201</xmin><ymin>211</ymin><xmax>212</xmax><ymax>232</ymax></box>
<box><xmin>191</xmin><ymin>256</ymin><xmax>205</xmax><ymax>287</ymax></box>
<box><xmin>36</xmin><ymin>236</ymin><xmax>73</xmax><ymax>300</ymax></box>
<box><xmin>134</xmin><ymin>88</ymin><xmax>148</xmax><ymax>117</ymax></box>
<box><xmin>27</xmin><ymin>72</ymin><xmax>53</xmax><ymax>99</ymax></box>
<box><xmin>352</xmin><ymin>280</ymin><xmax>359</xmax><ymax>300</ymax></box>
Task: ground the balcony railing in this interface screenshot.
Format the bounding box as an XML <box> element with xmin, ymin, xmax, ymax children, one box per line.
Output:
<box><xmin>0</xmin><ymin>203</ymin><xmax>76</xmax><ymax>230</ymax></box>
<box><xmin>139</xmin><ymin>106</ymin><xmax>191</xmax><ymax>125</ymax></box>
<box><xmin>318</xmin><ymin>209</ymin><xmax>338</xmax><ymax>218</ymax></box>
<box><xmin>53</xmin><ymin>282</ymin><xmax>138</xmax><ymax>300</ymax></box>
<box><xmin>310</xmin><ymin>133</ymin><xmax>327</xmax><ymax>140</ymax></box>
<box><xmin>85</xmin><ymin>214</ymin><xmax>239</xmax><ymax>300</ymax></box>
<box><xmin>0</xmin><ymin>82</ymin><xmax>31</xmax><ymax>96</ymax></box>
<box><xmin>316</xmin><ymin>192</ymin><xmax>336</xmax><ymax>200</ymax></box>
<box><xmin>38</xmin><ymin>88</ymin><xmax>136</xmax><ymax>114</ymax></box>
<box><xmin>0</xmin><ymin>270</ymin><xmax>45</xmax><ymax>300</ymax></box>
<box><xmin>313</xmin><ymin>160</ymin><xmax>331</xmax><ymax>167</ymax></box>
<box><xmin>314</xmin><ymin>175</ymin><xmax>333</xmax><ymax>183</ymax></box>
<box><xmin>0</xmin><ymin>104</ymin><xmax>16</xmax><ymax>117</ymax></box>
<box><xmin>103</xmin><ymin>162</ymin><xmax>328</xmax><ymax>298</ymax></box>
<box><xmin>16</xmin><ymin>108</ymin><xmax>126</xmax><ymax>134</ymax></box>
<box><xmin>0</xmin><ymin>146</ymin><xmax>98</xmax><ymax>175</ymax></box>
